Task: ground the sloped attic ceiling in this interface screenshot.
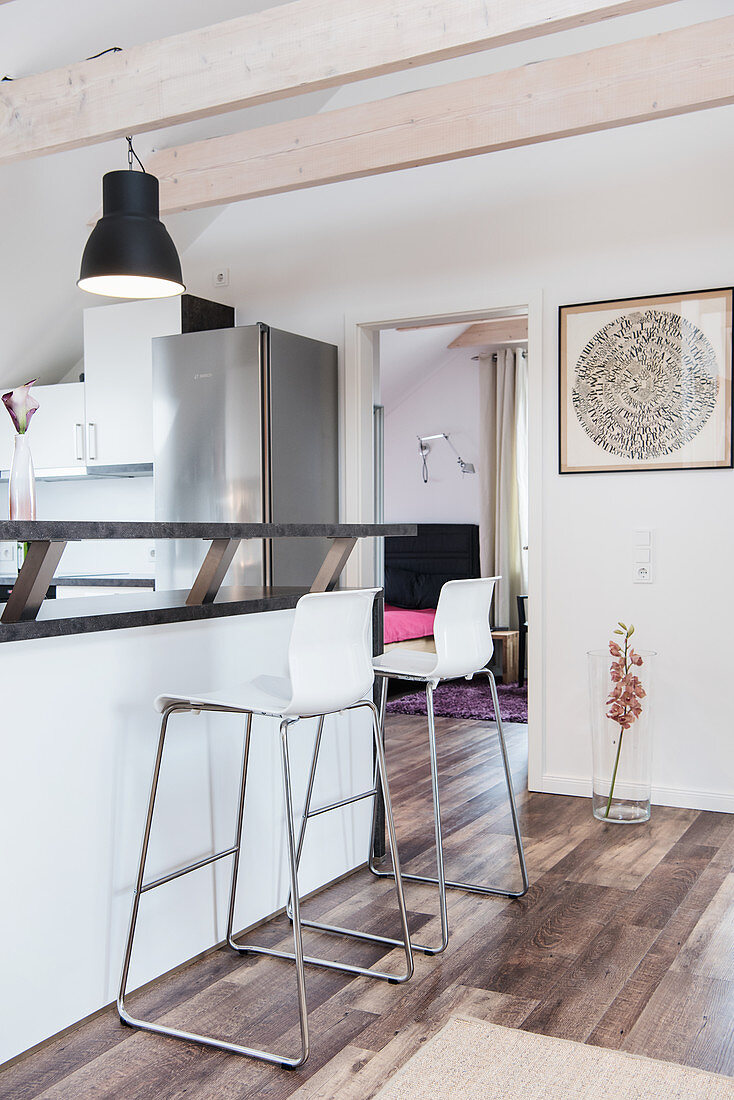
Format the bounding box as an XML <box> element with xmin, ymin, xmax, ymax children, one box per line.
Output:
<box><xmin>3</xmin><ymin>0</ymin><xmax>731</xmax><ymax>392</ymax></box>
<box><xmin>0</xmin><ymin>0</ymin><xmax>335</xmax><ymax>389</ymax></box>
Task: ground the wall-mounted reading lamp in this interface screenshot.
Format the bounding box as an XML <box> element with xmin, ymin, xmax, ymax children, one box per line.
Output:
<box><xmin>418</xmin><ymin>433</ymin><xmax>476</xmax><ymax>484</ymax></box>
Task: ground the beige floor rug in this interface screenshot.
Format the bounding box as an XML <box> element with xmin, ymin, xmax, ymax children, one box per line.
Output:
<box><xmin>374</xmin><ymin>1016</ymin><xmax>733</xmax><ymax>1099</ymax></box>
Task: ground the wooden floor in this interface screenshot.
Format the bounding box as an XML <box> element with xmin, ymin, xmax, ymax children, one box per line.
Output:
<box><xmin>2</xmin><ymin>714</ymin><xmax>733</xmax><ymax>1098</ymax></box>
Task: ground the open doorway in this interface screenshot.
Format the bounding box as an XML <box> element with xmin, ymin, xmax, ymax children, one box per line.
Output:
<box><xmin>342</xmin><ymin>294</ymin><xmax>542</xmax><ymax>790</ymax></box>
<box><xmin>373</xmin><ymin>310</ymin><xmax>530</xmax><ymax>749</ymax></box>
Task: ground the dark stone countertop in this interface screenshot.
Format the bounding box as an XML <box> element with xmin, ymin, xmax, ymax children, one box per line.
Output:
<box><xmin>0</xmin><ymin>521</ymin><xmax>415</xmax><ymax>541</ymax></box>
<box><xmin>0</xmin><ymin>523</ymin><xmax>411</xmax><ymax>643</ymax></box>
<box><xmin>0</xmin><ymin>586</ymin><xmax>331</xmax><ymax>643</ymax></box>
<box><xmin>0</xmin><ymin>575</ymin><xmax>155</xmax><ymax>588</ymax></box>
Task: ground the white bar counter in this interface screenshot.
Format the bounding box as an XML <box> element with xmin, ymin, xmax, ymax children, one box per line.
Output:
<box><xmin>0</xmin><ymin>523</ymin><xmax>412</xmax><ymax>1064</ymax></box>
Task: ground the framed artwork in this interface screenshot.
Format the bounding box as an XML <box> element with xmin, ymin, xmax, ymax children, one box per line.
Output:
<box><xmin>559</xmin><ymin>288</ymin><xmax>733</xmax><ymax>473</ymax></box>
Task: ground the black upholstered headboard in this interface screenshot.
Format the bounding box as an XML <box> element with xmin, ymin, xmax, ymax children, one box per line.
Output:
<box><xmin>384</xmin><ymin>523</ymin><xmax>480</xmax><ymax>609</ymax></box>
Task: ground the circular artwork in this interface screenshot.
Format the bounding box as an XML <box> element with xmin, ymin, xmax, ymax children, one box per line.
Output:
<box><xmin>572</xmin><ymin>309</ymin><xmax>719</xmax><ymax>460</ymax></box>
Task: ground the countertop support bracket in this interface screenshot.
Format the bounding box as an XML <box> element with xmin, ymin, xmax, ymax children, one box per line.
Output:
<box><xmin>186</xmin><ymin>538</ymin><xmax>241</xmax><ymax>605</ymax></box>
<box><xmin>1</xmin><ymin>540</ymin><xmax>67</xmax><ymax>623</ymax></box>
<box><xmin>310</xmin><ymin>537</ymin><xmax>358</xmax><ymax>593</ymax></box>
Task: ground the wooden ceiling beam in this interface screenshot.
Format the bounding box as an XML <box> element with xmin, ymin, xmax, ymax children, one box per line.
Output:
<box><xmin>148</xmin><ymin>15</ymin><xmax>734</xmax><ymax>215</ymax></box>
<box><xmin>449</xmin><ymin>319</ymin><xmax>529</xmax><ymax>348</ymax></box>
<box><xmin>0</xmin><ymin>0</ymin><xmax>679</xmax><ymax>163</ymax></box>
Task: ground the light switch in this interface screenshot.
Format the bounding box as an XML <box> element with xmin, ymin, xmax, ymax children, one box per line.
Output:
<box><xmin>634</xmin><ymin>547</ymin><xmax>651</xmax><ymax>563</ymax></box>
<box><xmin>633</xmin><ymin>529</ymin><xmax>652</xmax><ymax>546</ymax></box>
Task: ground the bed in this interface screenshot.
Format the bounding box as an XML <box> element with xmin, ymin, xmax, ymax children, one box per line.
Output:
<box><xmin>382</xmin><ymin>523</ymin><xmax>520</xmax><ymax>681</ymax></box>
<box><xmin>383</xmin><ymin>524</ymin><xmax>480</xmax><ymax>653</ymax></box>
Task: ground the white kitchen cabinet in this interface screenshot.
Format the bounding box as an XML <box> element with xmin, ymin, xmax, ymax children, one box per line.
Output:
<box><xmin>83</xmin><ymin>298</ymin><xmax>183</xmax><ymax>466</ymax></box>
<box><xmin>0</xmin><ymin>382</ymin><xmax>86</xmax><ymax>473</ymax></box>
<box><xmin>26</xmin><ymin>382</ymin><xmax>86</xmax><ymax>470</ymax></box>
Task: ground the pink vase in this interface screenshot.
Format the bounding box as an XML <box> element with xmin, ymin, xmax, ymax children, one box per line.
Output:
<box><xmin>9</xmin><ymin>433</ymin><xmax>36</xmax><ymax>520</ymax></box>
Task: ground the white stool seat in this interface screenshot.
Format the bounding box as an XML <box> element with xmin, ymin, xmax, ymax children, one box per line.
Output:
<box><xmin>372</xmin><ymin>649</ymin><xmax>440</xmax><ymax>681</ymax></box>
<box><xmin>157</xmin><ymin>587</ymin><xmax>386</xmax><ymax>718</ymax></box>
<box><xmin>156</xmin><ymin>674</ymin><xmax>293</xmax><ymax>718</ymax></box>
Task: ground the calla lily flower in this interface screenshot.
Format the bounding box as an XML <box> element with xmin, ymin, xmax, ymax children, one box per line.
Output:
<box><xmin>2</xmin><ymin>379</ymin><xmax>39</xmax><ymax>434</ymax></box>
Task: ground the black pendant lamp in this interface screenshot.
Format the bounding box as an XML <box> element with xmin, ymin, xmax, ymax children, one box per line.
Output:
<box><xmin>78</xmin><ymin>137</ymin><xmax>185</xmax><ymax>299</ymax></box>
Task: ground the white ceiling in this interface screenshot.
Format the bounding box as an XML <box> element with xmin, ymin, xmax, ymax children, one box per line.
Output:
<box><xmin>0</xmin><ymin>0</ymin><xmax>730</xmax><ymax>388</ymax></box>
<box><xmin>380</xmin><ymin>325</ymin><xmax>478</xmax><ymax>412</ymax></box>
<box><xmin>379</xmin><ymin>309</ymin><xmax>530</xmax><ymax>411</ymax></box>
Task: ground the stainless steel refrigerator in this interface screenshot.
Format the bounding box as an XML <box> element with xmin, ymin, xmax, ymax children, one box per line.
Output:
<box><xmin>152</xmin><ymin>323</ymin><xmax>338</xmax><ymax>591</ymax></box>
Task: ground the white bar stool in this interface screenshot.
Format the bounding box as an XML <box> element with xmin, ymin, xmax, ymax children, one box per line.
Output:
<box><xmin>369</xmin><ymin>577</ymin><xmax>529</xmax><ymax>955</ymax></box>
<box><xmin>118</xmin><ymin>589</ymin><xmax>414</xmax><ymax>1069</ymax></box>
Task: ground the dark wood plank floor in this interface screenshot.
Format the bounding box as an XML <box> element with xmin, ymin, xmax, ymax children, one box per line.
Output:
<box><xmin>2</xmin><ymin>714</ymin><xmax>732</xmax><ymax>1098</ymax></box>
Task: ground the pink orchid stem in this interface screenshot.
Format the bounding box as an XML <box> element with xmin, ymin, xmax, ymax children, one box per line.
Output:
<box><xmin>605</xmin><ymin>633</ymin><xmax>629</xmax><ymax>818</ymax></box>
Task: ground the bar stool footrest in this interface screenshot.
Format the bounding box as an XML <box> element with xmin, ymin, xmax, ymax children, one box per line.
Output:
<box><xmin>141</xmin><ymin>845</ymin><xmax>239</xmax><ymax>893</ymax></box>
<box><xmin>233</xmin><ymin>940</ymin><xmax>411</xmax><ymax>983</ymax></box>
<box><xmin>369</xmin><ymin>864</ymin><xmax>529</xmax><ymax>900</ymax></box>
<box><xmin>118</xmin><ymin>1004</ymin><xmax>306</xmax><ymax>1066</ymax></box>
<box><xmin>291</xmin><ymin>914</ymin><xmax>441</xmax><ymax>956</ymax></box>
<box><xmin>306</xmin><ymin>788</ymin><xmax>377</xmax><ymax>819</ymax></box>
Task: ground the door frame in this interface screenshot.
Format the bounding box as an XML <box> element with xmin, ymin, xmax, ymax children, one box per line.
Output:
<box><xmin>341</xmin><ymin>289</ymin><xmax>544</xmax><ymax>791</ymax></box>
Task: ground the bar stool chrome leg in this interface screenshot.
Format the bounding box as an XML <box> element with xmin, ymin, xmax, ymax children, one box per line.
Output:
<box><xmin>369</xmin><ymin>668</ymin><xmax>529</xmax><ymax>904</ymax></box>
<box><xmin>283</xmin><ymin>703</ymin><xmax>424</xmax><ymax>960</ymax></box>
<box><xmin>244</xmin><ymin>701</ymin><xmax>414</xmax><ymax>984</ymax></box>
<box><xmin>278</xmin><ymin>718</ymin><xmax>310</xmax><ymax>1065</ymax></box>
<box><xmin>362</xmin><ymin>676</ymin><xmax>449</xmax><ymax>954</ymax></box>
<box><xmin>118</xmin><ymin>705</ymin><xmax>310</xmax><ymax>1067</ymax></box>
<box><xmin>425</xmin><ymin>681</ymin><xmax>449</xmax><ymax>950</ymax></box>
<box><xmin>483</xmin><ymin>670</ymin><xmax>529</xmax><ymax>898</ymax></box>
<box><xmin>118</xmin><ymin>705</ymin><xmax>176</xmax><ymax>1031</ymax></box>
<box><xmin>226</xmin><ymin>712</ymin><xmax>253</xmax><ymax>948</ymax></box>
<box><xmin>289</xmin><ymin>715</ymin><xmax>325</xmax><ymax>887</ymax></box>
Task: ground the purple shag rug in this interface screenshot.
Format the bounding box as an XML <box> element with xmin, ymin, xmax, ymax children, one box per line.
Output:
<box><xmin>386</xmin><ymin>680</ymin><xmax>528</xmax><ymax>723</ymax></box>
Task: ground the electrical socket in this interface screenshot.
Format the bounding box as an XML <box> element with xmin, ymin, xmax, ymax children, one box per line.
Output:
<box><xmin>0</xmin><ymin>543</ymin><xmax>14</xmax><ymax>562</ymax></box>
<box><xmin>633</xmin><ymin>563</ymin><xmax>652</xmax><ymax>584</ymax></box>
<box><xmin>213</xmin><ymin>268</ymin><xmax>230</xmax><ymax>288</ymax></box>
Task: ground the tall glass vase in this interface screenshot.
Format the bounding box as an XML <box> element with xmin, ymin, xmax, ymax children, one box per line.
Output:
<box><xmin>588</xmin><ymin>649</ymin><xmax>655</xmax><ymax>823</ymax></box>
<box><xmin>9</xmin><ymin>432</ymin><xmax>36</xmax><ymax>520</ymax></box>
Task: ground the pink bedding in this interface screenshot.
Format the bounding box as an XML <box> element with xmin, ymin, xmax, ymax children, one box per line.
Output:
<box><xmin>384</xmin><ymin>604</ymin><xmax>436</xmax><ymax>645</ymax></box>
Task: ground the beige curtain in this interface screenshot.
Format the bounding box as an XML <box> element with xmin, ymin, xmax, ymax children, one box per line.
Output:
<box><xmin>478</xmin><ymin>349</ymin><xmax>528</xmax><ymax>628</ymax></box>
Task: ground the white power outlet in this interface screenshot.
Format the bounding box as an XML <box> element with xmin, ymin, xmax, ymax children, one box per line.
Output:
<box><xmin>213</xmin><ymin>268</ymin><xmax>230</xmax><ymax>288</ymax></box>
<box><xmin>0</xmin><ymin>542</ymin><xmax>14</xmax><ymax>562</ymax></box>
<box><xmin>633</xmin><ymin>563</ymin><xmax>652</xmax><ymax>584</ymax></box>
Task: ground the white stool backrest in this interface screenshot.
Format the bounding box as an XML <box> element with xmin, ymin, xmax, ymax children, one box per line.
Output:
<box><xmin>285</xmin><ymin>588</ymin><xmax>380</xmax><ymax>717</ymax></box>
<box><xmin>432</xmin><ymin>577</ymin><xmax>500</xmax><ymax>680</ymax></box>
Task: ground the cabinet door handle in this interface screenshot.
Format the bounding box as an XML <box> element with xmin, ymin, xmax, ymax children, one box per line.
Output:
<box><xmin>87</xmin><ymin>422</ymin><xmax>97</xmax><ymax>461</ymax></box>
<box><xmin>74</xmin><ymin>423</ymin><xmax>85</xmax><ymax>462</ymax></box>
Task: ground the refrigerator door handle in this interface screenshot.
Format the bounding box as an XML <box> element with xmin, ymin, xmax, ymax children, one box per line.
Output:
<box><xmin>260</xmin><ymin>324</ymin><xmax>274</xmax><ymax>587</ymax></box>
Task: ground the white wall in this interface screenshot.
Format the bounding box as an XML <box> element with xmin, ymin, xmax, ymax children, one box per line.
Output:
<box><xmin>382</xmin><ymin>352</ymin><xmax>481</xmax><ymax>525</ymax></box>
<box><xmin>182</xmin><ymin>91</ymin><xmax>734</xmax><ymax>814</ymax></box>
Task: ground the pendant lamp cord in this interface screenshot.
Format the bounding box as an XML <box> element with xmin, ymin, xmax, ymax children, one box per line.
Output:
<box><xmin>126</xmin><ymin>136</ymin><xmax>147</xmax><ymax>174</ymax></box>
<box><xmin>3</xmin><ymin>45</ymin><xmax>122</xmax><ymax>81</ymax></box>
